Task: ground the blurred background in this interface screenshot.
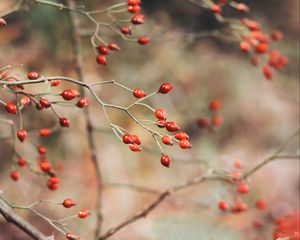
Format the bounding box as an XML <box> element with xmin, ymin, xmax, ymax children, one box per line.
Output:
<box><xmin>0</xmin><ymin>0</ymin><xmax>299</xmax><ymax>239</ymax></box>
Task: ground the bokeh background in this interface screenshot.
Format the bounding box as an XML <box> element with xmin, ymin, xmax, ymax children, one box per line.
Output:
<box><xmin>0</xmin><ymin>0</ymin><xmax>299</xmax><ymax>239</ymax></box>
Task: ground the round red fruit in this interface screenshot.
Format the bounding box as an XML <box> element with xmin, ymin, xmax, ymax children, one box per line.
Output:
<box><xmin>27</xmin><ymin>71</ymin><xmax>39</xmax><ymax>80</ymax></box>
<box><xmin>160</xmin><ymin>155</ymin><xmax>171</xmax><ymax>168</ymax></box>
<box><xmin>159</xmin><ymin>83</ymin><xmax>173</xmax><ymax>94</ymax></box>
<box><xmin>61</xmin><ymin>89</ymin><xmax>75</xmax><ymax>101</ymax></box>
<box><xmin>133</xmin><ymin>88</ymin><xmax>146</xmax><ymax>98</ymax></box>
<box><xmin>17</xmin><ymin>129</ymin><xmax>27</xmax><ymax>142</ymax></box>
<box><xmin>59</xmin><ymin>117</ymin><xmax>70</xmax><ymax>128</ymax></box>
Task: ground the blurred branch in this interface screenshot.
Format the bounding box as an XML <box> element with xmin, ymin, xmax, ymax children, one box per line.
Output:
<box><xmin>0</xmin><ymin>197</ymin><xmax>51</xmax><ymax>240</ymax></box>
<box><xmin>61</xmin><ymin>0</ymin><xmax>104</xmax><ymax>238</ymax></box>
<box><xmin>98</xmin><ymin>129</ymin><xmax>299</xmax><ymax>239</ymax></box>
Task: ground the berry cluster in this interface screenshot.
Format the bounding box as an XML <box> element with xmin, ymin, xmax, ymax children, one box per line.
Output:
<box><xmin>94</xmin><ymin>0</ymin><xmax>150</xmax><ymax>66</ymax></box>
<box><xmin>197</xmin><ymin>99</ymin><xmax>223</xmax><ymax>129</ymax></box>
<box><xmin>203</xmin><ymin>0</ymin><xmax>288</xmax><ymax>80</ymax></box>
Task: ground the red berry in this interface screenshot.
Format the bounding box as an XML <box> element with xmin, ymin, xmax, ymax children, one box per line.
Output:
<box><xmin>155</xmin><ymin>109</ymin><xmax>166</xmax><ymax>120</ymax></box>
<box><xmin>209</xmin><ymin>99</ymin><xmax>221</xmax><ymax>111</ymax></box>
<box><xmin>255</xmin><ymin>43</ymin><xmax>268</xmax><ymax>54</ymax></box>
<box><xmin>120</xmin><ymin>26</ymin><xmax>132</xmax><ymax>35</ymax></box>
<box><xmin>218</xmin><ymin>201</ymin><xmax>229</xmax><ymax>211</ymax></box>
<box><xmin>131</xmin><ymin>135</ymin><xmax>141</xmax><ymax>145</ymax></box>
<box><xmin>179</xmin><ymin>139</ymin><xmax>191</xmax><ymax>149</ymax></box>
<box><xmin>97</xmin><ymin>45</ymin><xmax>110</xmax><ymax>55</ymax></box>
<box><xmin>76</xmin><ymin>98</ymin><xmax>89</xmax><ymax>108</ymax></box>
<box><xmin>137</xmin><ymin>37</ymin><xmax>150</xmax><ymax>45</ymax></box>
<box><xmin>255</xmin><ymin>199</ymin><xmax>266</xmax><ymax>210</ymax></box>
<box><xmin>78</xmin><ymin>210</ymin><xmax>90</xmax><ymax>218</ymax></box>
<box><xmin>240</xmin><ymin>41</ymin><xmax>249</xmax><ymax>53</ymax></box>
<box><xmin>96</xmin><ymin>55</ymin><xmax>107</xmax><ymax>65</ymax></box>
<box><xmin>17</xmin><ymin>157</ymin><xmax>27</xmax><ymax>167</ymax></box>
<box><xmin>21</xmin><ymin>96</ymin><xmax>31</xmax><ymax>106</ymax></box>
<box><xmin>128</xmin><ymin>0</ymin><xmax>140</xmax><ymax>5</ymax></box>
<box><xmin>63</xmin><ymin>198</ymin><xmax>76</xmax><ymax>208</ymax></box>
<box><xmin>133</xmin><ymin>88</ymin><xmax>146</xmax><ymax>98</ymax></box>
<box><xmin>211</xmin><ymin>115</ymin><xmax>223</xmax><ymax>126</ymax></box>
<box><xmin>233</xmin><ymin>160</ymin><xmax>242</xmax><ymax>168</ymax></box>
<box><xmin>129</xmin><ymin>143</ymin><xmax>141</xmax><ymax>152</ymax></box>
<box><xmin>59</xmin><ymin>117</ymin><xmax>70</xmax><ymax>128</ymax></box>
<box><xmin>160</xmin><ymin>154</ymin><xmax>171</xmax><ymax>168</ymax></box>
<box><xmin>65</xmin><ymin>233</ymin><xmax>78</xmax><ymax>240</ymax></box>
<box><xmin>122</xmin><ymin>134</ymin><xmax>133</xmax><ymax>144</ymax></box>
<box><xmin>174</xmin><ymin>131</ymin><xmax>189</xmax><ymax>140</ymax></box>
<box><xmin>262</xmin><ymin>65</ymin><xmax>273</xmax><ymax>80</ymax></box>
<box><xmin>197</xmin><ymin>118</ymin><xmax>208</xmax><ymax>128</ymax></box>
<box><xmin>128</xmin><ymin>5</ymin><xmax>140</xmax><ymax>13</ymax></box>
<box><xmin>157</xmin><ymin>119</ymin><xmax>167</xmax><ymax>128</ymax></box>
<box><xmin>232</xmin><ymin>201</ymin><xmax>248</xmax><ymax>213</ymax></box>
<box><xmin>37</xmin><ymin>146</ymin><xmax>47</xmax><ymax>155</ymax></box>
<box><xmin>47</xmin><ymin>176</ymin><xmax>59</xmax><ymax>191</ymax></box>
<box><xmin>16</xmin><ymin>129</ymin><xmax>27</xmax><ymax>142</ymax></box>
<box><xmin>27</xmin><ymin>71</ymin><xmax>39</xmax><ymax>80</ymax></box>
<box><xmin>211</xmin><ymin>4</ymin><xmax>222</xmax><ymax>13</ymax></box>
<box><xmin>5</xmin><ymin>102</ymin><xmax>17</xmax><ymax>114</ymax></box>
<box><xmin>271</xmin><ymin>30</ymin><xmax>282</xmax><ymax>41</ymax></box>
<box><xmin>108</xmin><ymin>42</ymin><xmax>121</xmax><ymax>51</ymax></box>
<box><xmin>237</xmin><ymin>183</ymin><xmax>250</xmax><ymax>194</ymax></box>
<box><xmin>39</xmin><ymin>128</ymin><xmax>51</xmax><ymax>137</ymax></box>
<box><xmin>159</xmin><ymin>83</ymin><xmax>173</xmax><ymax>94</ymax></box>
<box><xmin>39</xmin><ymin>161</ymin><xmax>51</xmax><ymax>172</ymax></box>
<box><xmin>39</xmin><ymin>98</ymin><xmax>51</xmax><ymax>108</ymax></box>
<box><xmin>166</xmin><ymin>121</ymin><xmax>179</xmax><ymax>132</ymax></box>
<box><xmin>50</xmin><ymin>79</ymin><xmax>61</xmax><ymax>87</ymax></box>
<box><xmin>131</xmin><ymin>14</ymin><xmax>144</xmax><ymax>25</ymax></box>
<box><xmin>235</xmin><ymin>3</ymin><xmax>249</xmax><ymax>12</ymax></box>
<box><xmin>0</xmin><ymin>18</ymin><xmax>7</xmax><ymax>26</ymax></box>
<box><xmin>10</xmin><ymin>170</ymin><xmax>20</xmax><ymax>181</ymax></box>
<box><xmin>61</xmin><ymin>89</ymin><xmax>75</xmax><ymax>101</ymax></box>
<box><xmin>162</xmin><ymin>136</ymin><xmax>172</xmax><ymax>145</ymax></box>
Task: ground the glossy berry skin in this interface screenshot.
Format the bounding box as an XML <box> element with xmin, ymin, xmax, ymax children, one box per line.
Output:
<box><xmin>5</xmin><ymin>102</ymin><xmax>17</xmax><ymax>114</ymax></box>
<box><xmin>39</xmin><ymin>98</ymin><xmax>51</xmax><ymax>108</ymax></box>
<box><xmin>255</xmin><ymin>199</ymin><xmax>266</xmax><ymax>210</ymax></box>
<box><xmin>129</xmin><ymin>143</ymin><xmax>141</xmax><ymax>152</ymax></box>
<box><xmin>17</xmin><ymin>157</ymin><xmax>27</xmax><ymax>167</ymax></box>
<box><xmin>128</xmin><ymin>0</ymin><xmax>140</xmax><ymax>5</ymax></box>
<box><xmin>166</xmin><ymin>121</ymin><xmax>179</xmax><ymax>132</ymax></box>
<box><xmin>76</xmin><ymin>98</ymin><xmax>89</xmax><ymax>108</ymax></box>
<box><xmin>65</xmin><ymin>233</ymin><xmax>78</xmax><ymax>240</ymax></box>
<box><xmin>239</xmin><ymin>41</ymin><xmax>249</xmax><ymax>53</ymax></box>
<box><xmin>137</xmin><ymin>37</ymin><xmax>150</xmax><ymax>45</ymax></box>
<box><xmin>122</xmin><ymin>134</ymin><xmax>133</xmax><ymax>144</ymax></box>
<box><xmin>39</xmin><ymin>128</ymin><xmax>51</xmax><ymax>137</ymax></box>
<box><xmin>211</xmin><ymin>115</ymin><xmax>223</xmax><ymax>126</ymax></box>
<box><xmin>174</xmin><ymin>132</ymin><xmax>189</xmax><ymax>140</ymax></box>
<box><xmin>131</xmin><ymin>14</ymin><xmax>144</xmax><ymax>25</ymax></box>
<box><xmin>155</xmin><ymin>109</ymin><xmax>166</xmax><ymax>120</ymax></box>
<box><xmin>39</xmin><ymin>161</ymin><xmax>51</xmax><ymax>172</ymax></box>
<box><xmin>10</xmin><ymin>170</ymin><xmax>20</xmax><ymax>181</ymax></box>
<box><xmin>78</xmin><ymin>210</ymin><xmax>90</xmax><ymax>218</ymax></box>
<box><xmin>108</xmin><ymin>42</ymin><xmax>121</xmax><ymax>51</ymax></box>
<box><xmin>120</xmin><ymin>26</ymin><xmax>132</xmax><ymax>35</ymax></box>
<box><xmin>133</xmin><ymin>88</ymin><xmax>146</xmax><ymax>98</ymax></box>
<box><xmin>128</xmin><ymin>5</ymin><xmax>140</xmax><ymax>13</ymax></box>
<box><xmin>59</xmin><ymin>117</ymin><xmax>70</xmax><ymax>128</ymax></box>
<box><xmin>131</xmin><ymin>135</ymin><xmax>141</xmax><ymax>145</ymax></box>
<box><xmin>179</xmin><ymin>139</ymin><xmax>191</xmax><ymax>149</ymax></box>
<box><xmin>159</xmin><ymin>83</ymin><xmax>173</xmax><ymax>94</ymax></box>
<box><xmin>21</xmin><ymin>96</ymin><xmax>31</xmax><ymax>106</ymax></box>
<box><xmin>61</xmin><ymin>89</ymin><xmax>75</xmax><ymax>101</ymax></box>
<box><xmin>160</xmin><ymin>155</ymin><xmax>171</xmax><ymax>168</ymax></box>
<box><xmin>157</xmin><ymin>119</ymin><xmax>167</xmax><ymax>128</ymax></box>
<box><xmin>237</xmin><ymin>183</ymin><xmax>250</xmax><ymax>194</ymax></box>
<box><xmin>97</xmin><ymin>45</ymin><xmax>110</xmax><ymax>55</ymax></box>
<box><xmin>63</xmin><ymin>198</ymin><xmax>76</xmax><ymax>208</ymax></box>
<box><xmin>209</xmin><ymin>100</ymin><xmax>221</xmax><ymax>111</ymax></box>
<box><xmin>47</xmin><ymin>176</ymin><xmax>59</xmax><ymax>191</ymax></box>
<box><xmin>50</xmin><ymin>79</ymin><xmax>61</xmax><ymax>87</ymax></box>
<box><xmin>218</xmin><ymin>201</ymin><xmax>229</xmax><ymax>211</ymax></box>
<box><xmin>162</xmin><ymin>136</ymin><xmax>172</xmax><ymax>145</ymax></box>
<box><xmin>96</xmin><ymin>55</ymin><xmax>107</xmax><ymax>65</ymax></box>
<box><xmin>17</xmin><ymin>129</ymin><xmax>27</xmax><ymax>142</ymax></box>
<box><xmin>255</xmin><ymin>43</ymin><xmax>268</xmax><ymax>54</ymax></box>
<box><xmin>27</xmin><ymin>71</ymin><xmax>39</xmax><ymax>80</ymax></box>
